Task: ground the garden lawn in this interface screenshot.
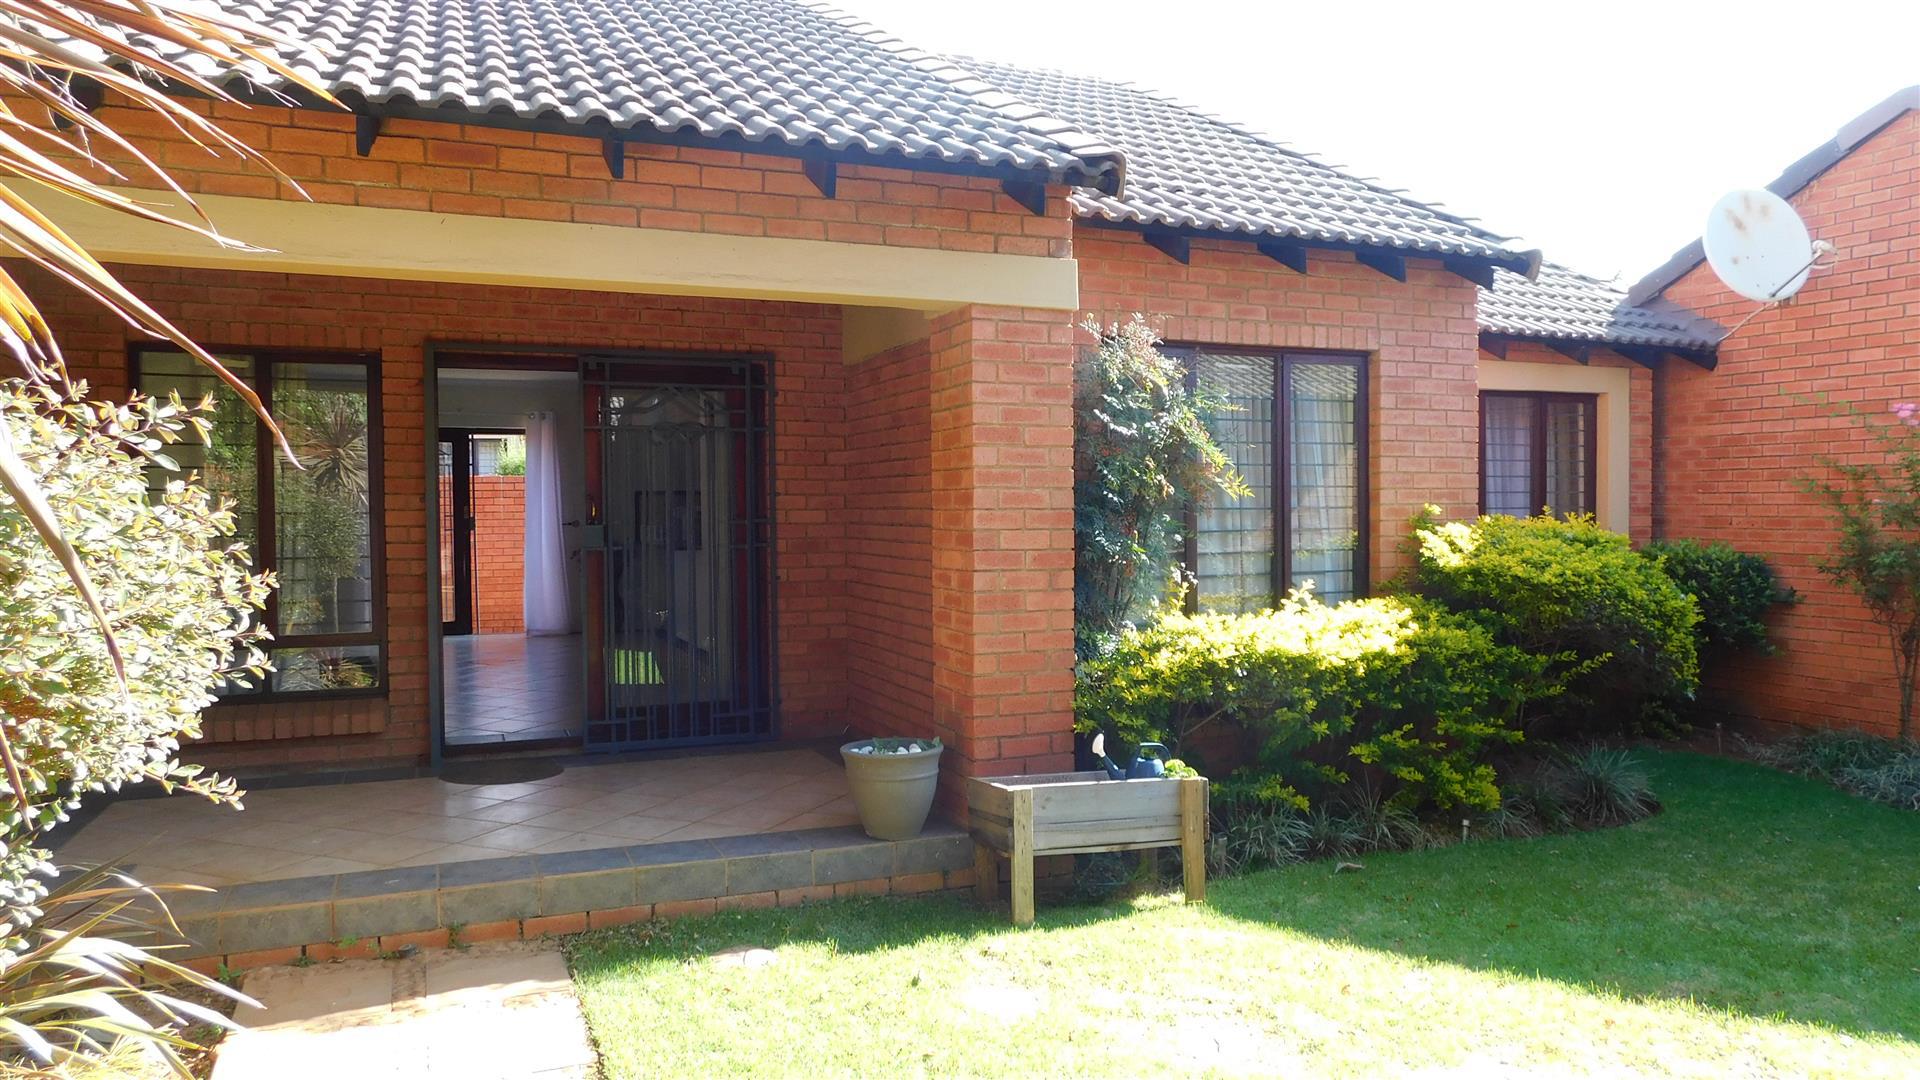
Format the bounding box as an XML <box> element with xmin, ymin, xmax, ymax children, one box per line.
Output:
<box><xmin>568</xmin><ymin>752</ymin><xmax>1920</xmax><ymax>1078</ymax></box>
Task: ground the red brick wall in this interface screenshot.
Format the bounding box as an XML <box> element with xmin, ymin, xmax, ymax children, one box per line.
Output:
<box><xmin>844</xmin><ymin>340</ymin><xmax>936</xmax><ymax>743</ymax></box>
<box><xmin>1075</xmin><ymin>229</ymin><xmax>1484</xmax><ymax>581</ymax></box>
<box><xmin>437</xmin><ymin>474</ymin><xmax>527</xmax><ymax>635</ymax></box>
<box><xmin>1653</xmin><ymin>110</ymin><xmax>1919</xmax><ymax>737</ymax></box>
<box><xmin>33</xmin><ymin>261</ymin><xmax>852</xmax><ymax>769</ymax></box>
<box><xmin>928</xmin><ymin>305</ymin><xmax>1079</xmax><ymax>807</ymax></box>
<box><xmin>79</xmin><ymin>98</ymin><xmax>1073</xmax><ymax>256</ymax></box>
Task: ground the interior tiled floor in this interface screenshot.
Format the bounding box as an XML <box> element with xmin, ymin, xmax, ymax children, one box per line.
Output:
<box><xmin>444</xmin><ymin>633</ymin><xmax>582</xmax><ymax>745</ymax></box>
<box><xmin>46</xmin><ymin>747</ymin><xmax>856</xmax><ymax>888</ymax></box>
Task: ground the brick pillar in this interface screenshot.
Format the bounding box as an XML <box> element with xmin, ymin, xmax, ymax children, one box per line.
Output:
<box><xmin>927</xmin><ymin>305</ymin><xmax>1078</xmax><ymax>810</ymax></box>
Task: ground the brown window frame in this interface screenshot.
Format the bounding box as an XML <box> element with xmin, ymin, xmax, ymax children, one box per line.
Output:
<box><xmin>1169</xmin><ymin>344</ymin><xmax>1371</xmax><ymax>609</ymax></box>
<box><xmin>1478</xmin><ymin>390</ymin><xmax>1598</xmax><ymax>519</ymax></box>
<box><xmin>130</xmin><ymin>344</ymin><xmax>387</xmax><ymax>702</ymax></box>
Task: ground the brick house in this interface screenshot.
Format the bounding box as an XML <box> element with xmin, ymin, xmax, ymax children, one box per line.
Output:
<box><xmin>35</xmin><ymin>0</ymin><xmax>1901</xmax><ymax>806</ymax></box>
<box><xmin>1629</xmin><ymin>87</ymin><xmax>1919</xmax><ymax>740</ymax></box>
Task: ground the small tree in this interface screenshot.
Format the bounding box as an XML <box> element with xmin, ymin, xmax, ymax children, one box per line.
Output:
<box><xmin>1073</xmin><ymin>316</ymin><xmax>1245</xmax><ymax>656</ymax></box>
<box><xmin>1804</xmin><ymin>401</ymin><xmax>1920</xmax><ymax>742</ymax></box>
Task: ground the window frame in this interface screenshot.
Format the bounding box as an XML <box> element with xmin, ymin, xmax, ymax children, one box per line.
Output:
<box><xmin>1170</xmin><ymin>344</ymin><xmax>1371</xmax><ymax>610</ymax></box>
<box><xmin>130</xmin><ymin>343</ymin><xmax>387</xmax><ymax>702</ymax></box>
<box><xmin>1477</xmin><ymin>389</ymin><xmax>1599</xmax><ymax>519</ymax></box>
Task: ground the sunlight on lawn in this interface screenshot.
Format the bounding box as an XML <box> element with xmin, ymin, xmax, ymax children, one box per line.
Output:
<box><xmin>571</xmin><ymin>753</ymin><xmax>1919</xmax><ymax>1078</ymax></box>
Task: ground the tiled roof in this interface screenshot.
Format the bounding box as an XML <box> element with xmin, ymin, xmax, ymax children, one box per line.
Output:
<box><xmin>965</xmin><ymin>58</ymin><xmax>1718</xmax><ymax>352</ymax></box>
<box><xmin>958</xmin><ymin>58</ymin><xmax>1533</xmax><ymax>271</ymax></box>
<box><xmin>156</xmin><ymin>0</ymin><xmax>1126</xmax><ymax>188</ymax></box>
<box><xmin>1480</xmin><ymin>263</ymin><xmax>1723</xmax><ymax>351</ymax></box>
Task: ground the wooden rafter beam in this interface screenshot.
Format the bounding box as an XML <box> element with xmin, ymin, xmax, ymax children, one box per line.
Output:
<box><xmin>1144</xmin><ymin>230</ymin><xmax>1191</xmax><ymax>265</ymax></box>
<box><xmin>1256</xmin><ymin>240</ymin><xmax>1309</xmax><ymax>274</ymax></box>
<box><xmin>1547</xmin><ymin>340</ymin><xmax>1592</xmax><ymax>364</ymax></box>
<box><xmin>602</xmin><ymin>136</ymin><xmax>626</xmax><ymax>179</ymax></box>
<box><xmin>1477</xmin><ymin>333</ymin><xmax>1509</xmax><ymax>359</ymax></box>
<box><xmin>802</xmin><ymin>158</ymin><xmax>836</xmax><ymax>198</ymax></box>
<box><xmin>1001</xmin><ymin>179</ymin><xmax>1046</xmax><ymax>217</ymax></box>
<box><xmin>1442</xmin><ymin>256</ymin><xmax>1497</xmax><ymax>289</ymax></box>
<box><xmin>354</xmin><ymin>113</ymin><xmax>382</xmax><ymax>157</ymax></box>
<box><xmin>1354</xmin><ymin>250</ymin><xmax>1407</xmax><ymax>282</ymax></box>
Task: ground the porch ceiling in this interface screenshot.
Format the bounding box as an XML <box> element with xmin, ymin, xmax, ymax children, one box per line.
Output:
<box><xmin>9</xmin><ymin>184</ymin><xmax>1081</xmax><ymax>312</ymax></box>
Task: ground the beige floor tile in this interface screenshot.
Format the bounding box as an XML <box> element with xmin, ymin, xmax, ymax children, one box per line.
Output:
<box><xmin>414</xmin><ymin>842</ymin><xmax>509</xmax><ymax>864</ymax></box>
<box><xmin>274</xmin><ymin>854</ymin><xmax>383</xmax><ymax>878</ymax></box>
<box><xmin>398</xmin><ymin>817</ymin><xmax>510</xmax><ymax>844</ymax></box>
<box><xmin>500</xmin><ymin>785</ymin><xmax>606</xmax><ymax>809</ymax></box>
<box><xmin>524</xmin><ymin>832</ymin><xmax>629</xmax><ymax>855</ymax></box>
<box><xmin>462</xmin><ymin>823</ymin><xmax>576</xmax><ymax>852</ymax></box>
<box><xmin>518</xmin><ymin>805</ymin><xmax>631</xmax><ymax>833</ymax></box>
<box><xmin>770</xmin><ymin>811</ymin><xmax>861</xmax><ymax>831</ymax></box>
<box><xmin>453</xmin><ymin>781</ymin><xmax>553</xmax><ymax>802</ymax></box>
<box><xmin>456</xmin><ymin>799</ymin><xmax>557</xmax><ymax>826</ymax></box>
<box><xmin>651</xmin><ymin>821</ymin><xmax>750</xmax><ymax>842</ymax></box>
<box><xmin>700</xmin><ymin>803</ymin><xmax>803</xmax><ymax>831</ymax></box>
<box><xmin>330</xmin><ymin>831</ymin><xmax>451</xmax><ymax>867</ymax></box>
<box><xmin>591</xmin><ymin>813</ymin><xmax>691</xmax><ymax>842</ymax></box>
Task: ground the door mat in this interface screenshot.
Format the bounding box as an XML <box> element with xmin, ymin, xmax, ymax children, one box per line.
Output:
<box><xmin>438</xmin><ymin>758</ymin><xmax>565</xmax><ymax>786</ymax></box>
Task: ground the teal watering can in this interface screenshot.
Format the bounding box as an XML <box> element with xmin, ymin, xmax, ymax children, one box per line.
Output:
<box><xmin>1091</xmin><ymin>734</ymin><xmax>1169</xmax><ymax>780</ymax></box>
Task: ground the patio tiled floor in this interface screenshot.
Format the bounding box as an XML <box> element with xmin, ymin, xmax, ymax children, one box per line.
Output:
<box><xmin>443</xmin><ymin>632</ymin><xmax>583</xmax><ymax>746</ymax></box>
<box><xmin>48</xmin><ymin>746</ymin><xmax>856</xmax><ymax>888</ymax></box>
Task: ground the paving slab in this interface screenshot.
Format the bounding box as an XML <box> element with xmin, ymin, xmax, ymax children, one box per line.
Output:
<box><xmin>213</xmin><ymin>942</ymin><xmax>594</xmax><ymax>1080</ymax></box>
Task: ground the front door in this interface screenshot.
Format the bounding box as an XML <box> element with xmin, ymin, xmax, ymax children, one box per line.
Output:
<box><xmin>579</xmin><ymin>355</ymin><xmax>775</xmax><ymax>750</ymax></box>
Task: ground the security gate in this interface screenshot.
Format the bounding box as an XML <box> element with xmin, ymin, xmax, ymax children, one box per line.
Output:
<box><xmin>579</xmin><ymin>355</ymin><xmax>775</xmax><ymax>750</ymax></box>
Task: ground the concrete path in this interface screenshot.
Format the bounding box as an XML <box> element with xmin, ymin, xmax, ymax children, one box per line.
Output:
<box><xmin>212</xmin><ymin>942</ymin><xmax>596</xmax><ymax>1079</ymax></box>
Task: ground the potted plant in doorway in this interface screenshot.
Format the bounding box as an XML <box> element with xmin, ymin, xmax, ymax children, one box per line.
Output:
<box><xmin>840</xmin><ymin>736</ymin><xmax>943</xmax><ymax>840</ymax></box>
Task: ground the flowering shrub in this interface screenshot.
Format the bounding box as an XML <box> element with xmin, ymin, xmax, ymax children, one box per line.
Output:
<box><xmin>1411</xmin><ymin>509</ymin><xmax>1700</xmax><ymax>736</ymax></box>
<box><xmin>1802</xmin><ymin>401</ymin><xmax>1920</xmax><ymax>741</ymax></box>
<box><xmin>0</xmin><ymin>383</ymin><xmax>270</xmax><ymax>951</ymax></box>
<box><xmin>1075</xmin><ymin>590</ymin><xmax>1548</xmax><ymax>811</ymax></box>
<box><xmin>1073</xmin><ymin>315</ymin><xmax>1244</xmax><ymax>656</ymax></box>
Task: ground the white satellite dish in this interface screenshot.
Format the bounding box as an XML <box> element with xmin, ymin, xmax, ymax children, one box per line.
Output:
<box><xmin>1703</xmin><ymin>189</ymin><xmax>1816</xmax><ymax>303</ymax></box>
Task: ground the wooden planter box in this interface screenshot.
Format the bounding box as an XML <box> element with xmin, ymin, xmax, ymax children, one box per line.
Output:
<box><xmin>966</xmin><ymin>771</ymin><xmax>1208</xmax><ymax>925</ymax></box>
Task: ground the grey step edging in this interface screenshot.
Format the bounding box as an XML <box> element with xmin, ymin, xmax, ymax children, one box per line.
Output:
<box><xmin>182</xmin><ymin>823</ymin><xmax>972</xmax><ymax>957</ymax></box>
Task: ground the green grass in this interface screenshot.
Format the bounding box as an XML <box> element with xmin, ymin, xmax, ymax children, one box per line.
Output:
<box><xmin>568</xmin><ymin>752</ymin><xmax>1920</xmax><ymax>1078</ymax></box>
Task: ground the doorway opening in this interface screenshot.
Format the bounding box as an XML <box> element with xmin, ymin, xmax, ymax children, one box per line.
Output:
<box><xmin>431</xmin><ymin>349</ymin><xmax>778</xmax><ymax>756</ymax></box>
<box><xmin>436</xmin><ymin>365</ymin><xmax>586</xmax><ymax>748</ymax></box>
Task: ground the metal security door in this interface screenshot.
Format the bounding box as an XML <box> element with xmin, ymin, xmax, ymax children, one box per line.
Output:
<box><xmin>580</xmin><ymin>356</ymin><xmax>775</xmax><ymax>750</ymax></box>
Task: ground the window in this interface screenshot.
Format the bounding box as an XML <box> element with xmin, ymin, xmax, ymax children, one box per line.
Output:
<box><xmin>137</xmin><ymin>349</ymin><xmax>384</xmax><ymax>696</ymax></box>
<box><xmin>1480</xmin><ymin>391</ymin><xmax>1596</xmax><ymax>519</ymax></box>
<box><xmin>1172</xmin><ymin>347</ymin><xmax>1368</xmax><ymax>610</ymax></box>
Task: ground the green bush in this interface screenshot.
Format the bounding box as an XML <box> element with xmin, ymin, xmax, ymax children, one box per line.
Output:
<box><xmin>1411</xmin><ymin>510</ymin><xmax>1700</xmax><ymax>736</ymax></box>
<box><xmin>1643</xmin><ymin>539</ymin><xmax>1794</xmax><ymax>653</ymax></box>
<box><xmin>1075</xmin><ymin>590</ymin><xmax>1548</xmax><ymax>812</ymax></box>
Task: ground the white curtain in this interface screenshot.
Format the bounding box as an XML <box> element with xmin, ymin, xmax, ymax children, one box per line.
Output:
<box><xmin>523</xmin><ymin>411</ymin><xmax>571</xmax><ymax>635</ymax></box>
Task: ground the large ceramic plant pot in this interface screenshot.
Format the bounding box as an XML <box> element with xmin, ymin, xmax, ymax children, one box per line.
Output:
<box><xmin>840</xmin><ymin>738</ymin><xmax>943</xmax><ymax>840</ymax></box>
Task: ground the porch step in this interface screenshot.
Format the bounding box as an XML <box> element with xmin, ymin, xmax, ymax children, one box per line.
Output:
<box><xmin>169</xmin><ymin>824</ymin><xmax>974</xmax><ymax>967</ymax></box>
